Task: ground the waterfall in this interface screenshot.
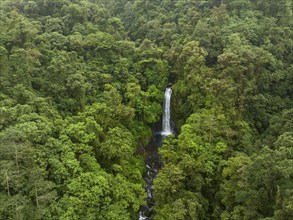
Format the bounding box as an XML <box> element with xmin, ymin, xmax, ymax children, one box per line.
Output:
<box><xmin>162</xmin><ymin>87</ymin><xmax>172</xmax><ymax>136</ymax></box>
<box><xmin>139</xmin><ymin>87</ymin><xmax>173</xmax><ymax>220</ymax></box>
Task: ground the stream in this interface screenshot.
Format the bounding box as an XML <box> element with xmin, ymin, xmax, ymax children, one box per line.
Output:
<box><xmin>139</xmin><ymin>87</ymin><xmax>173</xmax><ymax>220</ymax></box>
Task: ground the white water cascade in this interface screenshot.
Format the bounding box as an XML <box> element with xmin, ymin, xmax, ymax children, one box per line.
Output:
<box><xmin>162</xmin><ymin>87</ymin><xmax>172</xmax><ymax>136</ymax></box>
<box><xmin>138</xmin><ymin>87</ymin><xmax>173</xmax><ymax>220</ymax></box>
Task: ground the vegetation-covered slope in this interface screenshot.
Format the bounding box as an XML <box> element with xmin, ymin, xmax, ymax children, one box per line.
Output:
<box><xmin>0</xmin><ymin>0</ymin><xmax>292</xmax><ymax>219</ymax></box>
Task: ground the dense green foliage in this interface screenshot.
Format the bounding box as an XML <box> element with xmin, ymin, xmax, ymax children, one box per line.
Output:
<box><xmin>0</xmin><ymin>0</ymin><xmax>292</xmax><ymax>219</ymax></box>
